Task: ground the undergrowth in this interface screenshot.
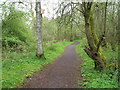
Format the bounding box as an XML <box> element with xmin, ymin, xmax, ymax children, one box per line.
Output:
<box><xmin>2</xmin><ymin>41</ymin><xmax>72</xmax><ymax>88</ymax></box>
<box><xmin>77</xmin><ymin>40</ymin><xmax>118</xmax><ymax>88</ymax></box>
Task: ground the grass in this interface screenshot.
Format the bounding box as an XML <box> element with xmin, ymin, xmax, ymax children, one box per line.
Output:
<box><xmin>2</xmin><ymin>41</ymin><xmax>73</xmax><ymax>88</ymax></box>
<box><xmin>76</xmin><ymin>40</ymin><xmax>118</xmax><ymax>88</ymax></box>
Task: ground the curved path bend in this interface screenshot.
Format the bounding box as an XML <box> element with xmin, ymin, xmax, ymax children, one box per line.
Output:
<box><xmin>21</xmin><ymin>42</ymin><xmax>82</xmax><ymax>88</ymax></box>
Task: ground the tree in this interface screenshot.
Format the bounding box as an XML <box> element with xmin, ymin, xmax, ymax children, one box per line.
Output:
<box><xmin>56</xmin><ymin>1</ymin><xmax>119</xmax><ymax>71</ymax></box>
<box><xmin>117</xmin><ymin>2</ymin><xmax>120</xmax><ymax>44</ymax></box>
<box><xmin>94</xmin><ymin>2</ymin><xmax>118</xmax><ymax>51</ymax></box>
<box><xmin>2</xmin><ymin>2</ymin><xmax>33</xmax><ymax>49</ymax></box>
<box><xmin>36</xmin><ymin>0</ymin><xmax>44</xmax><ymax>58</ymax></box>
<box><xmin>81</xmin><ymin>2</ymin><xmax>106</xmax><ymax>71</ymax></box>
<box><xmin>56</xmin><ymin>1</ymin><xmax>84</xmax><ymax>41</ymax></box>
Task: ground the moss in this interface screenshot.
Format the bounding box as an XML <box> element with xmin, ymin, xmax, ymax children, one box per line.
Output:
<box><xmin>106</xmin><ymin>63</ymin><xmax>118</xmax><ymax>69</ymax></box>
<box><xmin>84</xmin><ymin>5</ymin><xmax>107</xmax><ymax>71</ymax></box>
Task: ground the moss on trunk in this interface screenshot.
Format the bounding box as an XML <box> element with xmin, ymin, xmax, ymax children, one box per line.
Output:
<box><xmin>84</xmin><ymin>3</ymin><xmax>106</xmax><ymax>71</ymax></box>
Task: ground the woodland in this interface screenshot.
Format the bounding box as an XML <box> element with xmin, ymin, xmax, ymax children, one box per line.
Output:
<box><xmin>1</xmin><ymin>0</ymin><xmax>119</xmax><ymax>88</ymax></box>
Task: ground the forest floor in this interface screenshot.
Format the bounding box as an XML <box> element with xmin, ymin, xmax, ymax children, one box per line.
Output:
<box><xmin>20</xmin><ymin>42</ymin><xmax>83</xmax><ymax>88</ymax></box>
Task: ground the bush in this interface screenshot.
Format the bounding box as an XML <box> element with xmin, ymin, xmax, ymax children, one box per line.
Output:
<box><xmin>2</xmin><ymin>4</ymin><xmax>33</xmax><ymax>49</ymax></box>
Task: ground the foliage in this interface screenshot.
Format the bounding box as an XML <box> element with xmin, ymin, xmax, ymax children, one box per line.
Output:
<box><xmin>2</xmin><ymin>41</ymin><xmax>72</xmax><ymax>88</ymax></box>
<box><xmin>94</xmin><ymin>2</ymin><xmax>119</xmax><ymax>50</ymax></box>
<box><xmin>77</xmin><ymin>40</ymin><xmax>118</xmax><ymax>88</ymax></box>
<box><xmin>56</xmin><ymin>2</ymin><xmax>85</xmax><ymax>41</ymax></box>
<box><xmin>42</xmin><ymin>18</ymin><xmax>58</xmax><ymax>41</ymax></box>
<box><xmin>1</xmin><ymin>1</ymin><xmax>119</xmax><ymax>88</ymax></box>
<box><xmin>2</xmin><ymin>3</ymin><xmax>34</xmax><ymax>49</ymax></box>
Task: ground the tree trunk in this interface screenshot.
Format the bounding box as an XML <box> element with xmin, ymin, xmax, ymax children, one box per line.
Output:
<box><xmin>36</xmin><ymin>1</ymin><xmax>44</xmax><ymax>58</ymax></box>
<box><xmin>102</xmin><ymin>2</ymin><xmax>107</xmax><ymax>48</ymax></box>
<box><xmin>83</xmin><ymin>3</ymin><xmax>106</xmax><ymax>71</ymax></box>
<box><xmin>118</xmin><ymin>2</ymin><xmax>120</xmax><ymax>44</ymax></box>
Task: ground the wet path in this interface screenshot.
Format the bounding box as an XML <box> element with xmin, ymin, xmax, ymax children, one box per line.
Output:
<box><xmin>21</xmin><ymin>42</ymin><xmax>82</xmax><ymax>88</ymax></box>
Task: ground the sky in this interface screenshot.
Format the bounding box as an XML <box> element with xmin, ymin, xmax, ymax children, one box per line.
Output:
<box><xmin>0</xmin><ymin>0</ymin><xmax>119</xmax><ymax>20</ymax></box>
<box><xmin>0</xmin><ymin>0</ymin><xmax>60</xmax><ymax>19</ymax></box>
<box><xmin>41</xmin><ymin>0</ymin><xmax>59</xmax><ymax>19</ymax></box>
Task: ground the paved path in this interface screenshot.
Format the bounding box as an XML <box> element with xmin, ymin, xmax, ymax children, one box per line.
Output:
<box><xmin>21</xmin><ymin>42</ymin><xmax>82</xmax><ymax>88</ymax></box>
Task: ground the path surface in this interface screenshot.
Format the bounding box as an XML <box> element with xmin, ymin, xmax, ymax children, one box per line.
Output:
<box><xmin>21</xmin><ymin>42</ymin><xmax>82</xmax><ymax>88</ymax></box>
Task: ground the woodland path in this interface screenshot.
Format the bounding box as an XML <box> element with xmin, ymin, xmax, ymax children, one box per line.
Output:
<box><xmin>21</xmin><ymin>42</ymin><xmax>83</xmax><ymax>88</ymax></box>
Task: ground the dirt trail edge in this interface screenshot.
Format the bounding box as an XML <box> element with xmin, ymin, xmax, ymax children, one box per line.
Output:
<box><xmin>21</xmin><ymin>42</ymin><xmax>83</xmax><ymax>88</ymax></box>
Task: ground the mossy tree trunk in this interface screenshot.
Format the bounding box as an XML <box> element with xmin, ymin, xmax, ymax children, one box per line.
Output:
<box><xmin>82</xmin><ymin>2</ymin><xmax>106</xmax><ymax>71</ymax></box>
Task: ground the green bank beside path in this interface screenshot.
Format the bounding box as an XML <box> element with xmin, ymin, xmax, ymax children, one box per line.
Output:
<box><xmin>2</xmin><ymin>41</ymin><xmax>73</xmax><ymax>88</ymax></box>
<box><xmin>76</xmin><ymin>40</ymin><xmax>118</xmax><ymax>88</ymax></box>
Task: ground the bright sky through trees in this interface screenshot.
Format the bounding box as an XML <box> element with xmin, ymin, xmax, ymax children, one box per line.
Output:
<box><xmin>0</xmin><ymin>0</ymin><xmax>118</xmax><ymax>20</ymax></box>
<box><xmin>0</xmin><ymin>0</ymin><xmax>59</xmax><ymax>19</ymax></box>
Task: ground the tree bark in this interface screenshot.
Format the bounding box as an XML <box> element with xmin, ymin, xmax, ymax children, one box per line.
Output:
<box><xmin>102</xmin><ymin>1</ymin><xmax>107</xmax><ymax>47</ymax></box>
<box><xmin>82</xmin><ymin>2</ymin><xmax>106</xmax><ymax>71</ymax></box>
<box><xmin>36</xmin><ymin>1</ymin><xmax>44</xmax><ymax>58</ymax></box>
<box><xmin>118</xmin><ymin>2</ymin><xmax>120</xmax><ymax>44</ymax></box>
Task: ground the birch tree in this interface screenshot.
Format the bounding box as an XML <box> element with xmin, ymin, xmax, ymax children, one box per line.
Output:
<box><xmin>36</xmin><ymin>0</ymin><xmax>44</xmax><ymax>58</ymax></box>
